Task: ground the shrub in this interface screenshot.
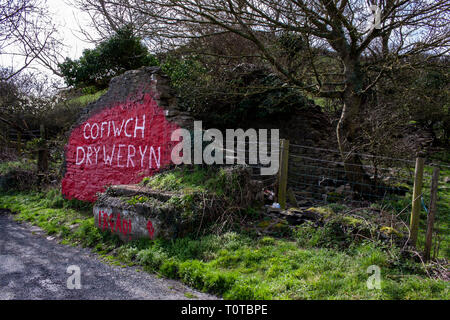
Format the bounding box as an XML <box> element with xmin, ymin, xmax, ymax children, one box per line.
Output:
<box><xmin>136</xmin><ymin>247</ymin><xmax>168</xmax><ymax>271</ymax></box>
<box><xmin>178</xmin><ymin>260</ymin><xmax>207</xmax><ymax>288</ymax></box>
<box><xmin>160</xmin><ymin>259</ymin><xmax>180</xmax><ymax>279</ymax></box>
<box><xmin>0</xmin><ymin>160</ymin><xmax>39</xmax><ymax>191</ymax></box>
<box><xmin>202</xmin><ymin>272</ymin><xmax>237</xmax><ymax>294</ymax></box>
<box><xmin>59</xmin><ymin>25</ymin><xmax>158</xmax><ymax>89</ymax></box>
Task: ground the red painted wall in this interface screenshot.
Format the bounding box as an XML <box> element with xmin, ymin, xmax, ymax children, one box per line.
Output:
<box><xmin>62</xmin><ymin>93</ymin><xmax>179</xmax><ymax>202</ymax></box>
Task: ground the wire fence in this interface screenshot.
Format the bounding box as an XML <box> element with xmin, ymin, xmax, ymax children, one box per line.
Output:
<box><xmin>3</xmin><ymin>126</ymin><xmax>445</xmax><ymax>216</ymax></box>
<box><xmin>285</xmin><ymin>142</ymin><xmax>450</xmax><ymax>222</ymax></box>
<box><xmin>192</xmin><ymin>137</ymin><xmax>443</xmax><ymax>214</ymax></box>
<box><xmin>220</xmin><ymin>139</ymin><xmax>280</xmax><ymax>190</ymax></box>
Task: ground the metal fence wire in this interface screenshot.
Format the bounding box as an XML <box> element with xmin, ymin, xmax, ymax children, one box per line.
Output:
<box><xmin>286</xmin><ymin>143</ymin><xmax>434</xmax><ymax>209</ymax></box>
<box><xmin>196</xmin><ymin>138</ymin><xmax>438</xmax><ymax>212</ymax></box>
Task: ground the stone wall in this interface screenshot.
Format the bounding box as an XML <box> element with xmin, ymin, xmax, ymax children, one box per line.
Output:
<box><xmin>92</xmin><ymin>165</ymin><xmax>262</xmax><ymax>241</ymax></box>
<box><xmin>93</xmin><ymin>185</ymin><xmax>176</xmax><ymax>241</ymax></box>
<box><xmin>62</xmin><ymin>67</ymin><xmax>194</xmax><ymax>202</ymax></box>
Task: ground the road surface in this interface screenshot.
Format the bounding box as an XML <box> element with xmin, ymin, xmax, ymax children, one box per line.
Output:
<box><xmin>0</xmin><ymin>211</ymin><xmax>217</xmax><ymax>300</ymax></box>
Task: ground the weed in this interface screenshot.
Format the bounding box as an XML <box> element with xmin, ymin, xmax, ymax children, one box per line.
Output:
<box><xmin>1</xmin><ymin>189</ymin><xmax>448</xmax><ymax>300</ymax></box>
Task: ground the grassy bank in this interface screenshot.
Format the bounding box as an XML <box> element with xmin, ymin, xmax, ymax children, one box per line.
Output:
<box><xmin>381</xmin><ymin>164</ymin><xmax>450</xmax><ymax>260</ymax></box>
<box><xmin>0</xmin><ymin>189</ymin><xmax>448</xmax><ymax>300</ymax></box>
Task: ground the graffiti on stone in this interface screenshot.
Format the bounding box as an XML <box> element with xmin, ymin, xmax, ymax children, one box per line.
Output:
<box><xmin>61</xmin><ymin>68</ymin><xmax>186</xmax><ymax>202</ymax></box>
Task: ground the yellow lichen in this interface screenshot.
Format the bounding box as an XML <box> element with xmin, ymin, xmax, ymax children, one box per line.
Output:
<box><xmin>380</xmin><ymin>226</ymin><xmax>403</xmax><ymax>237</ymax></box>
<box><xmin>257</xmin><ymin>220</ymin><xmax>272</xmax><ymax>229</ymax></box>
<box><xmin>306</xmin><ymin>207</ymin><xmax>333</xmax><ymax>217</ymax></box>
<box><xmin>341</xmin><ymin>216</ymin><xmax>364</xmax><ymax>227</ymax></box>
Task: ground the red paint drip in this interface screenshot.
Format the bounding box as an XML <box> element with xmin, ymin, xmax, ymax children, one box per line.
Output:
<box><xmin>147</xmin><ymin>221</ymin><xmax>155</xmax><ymax>239</ymax></box>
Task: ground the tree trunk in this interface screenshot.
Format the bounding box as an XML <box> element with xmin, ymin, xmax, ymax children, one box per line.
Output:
<box><xmin>336</xmin><ymin>60</ymin><xmax>374</xmax><ymax>198</ymax></box>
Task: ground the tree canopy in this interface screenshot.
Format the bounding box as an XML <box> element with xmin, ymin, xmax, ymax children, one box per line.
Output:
<box><xmin>58</xmin><ymin>26</ymin><xmax>158</xmax><ymax>89</ymax></box>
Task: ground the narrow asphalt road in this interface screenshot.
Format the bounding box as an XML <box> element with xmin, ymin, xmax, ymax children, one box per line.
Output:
<box><xmin>0</xmin><ymin>212</ymin><xmax>217</xmax><ymax>300</ymax></box>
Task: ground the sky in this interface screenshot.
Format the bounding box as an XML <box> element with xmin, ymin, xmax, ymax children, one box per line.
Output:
<box><xmin>0</xmin><ymin>0</ymin><xmax>95</xmax><ymax>83</ymax></box>
<box><xmin>47</xmin><ymin>0</ymin><xmax>94</xmax><ymax>60</ymax></box>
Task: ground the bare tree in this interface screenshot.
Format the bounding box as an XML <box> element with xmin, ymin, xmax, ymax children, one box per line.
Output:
<box><xmin>68</xmin><ymin>0</ymin><xmax>154</xmax><ymax>46</ymax></box>
<box><xmin>76</xmin><ymin>0</ymin><xmax>450</xmax><ymax>191</ymax></box>
<box><xmin>0</xmin><ymin>0</ymin><xmax>65</xmax><ymax>81</ymax></box>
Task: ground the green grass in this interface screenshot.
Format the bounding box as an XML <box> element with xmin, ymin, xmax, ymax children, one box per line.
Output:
<box><xmin>141</xmin><ymin>166</ymin><xmax>230</xmax><ymax>195</ymax></box>
<box><xmin>66</xmin><ymin>89</ymin><xmax>107</xmax><ymax>107</ymax></box>
<box><xmin>379</xmin><ymin>165</ymin><xmax>450</xmax><ymax>260</ymax></box>
<box><xmin>420</xmin><ymin>165</ymin><xmax>450</xmax><ymax>259</ymax></box>
<box><xmin>0</xmin><ymin>190</ymin><xmax>120</xmax><ymax>251</ymax></box>
<box><xmin>0</xmin><ymin>189</ymin><xmax>448</xmax><ymax>300</ymax></box>
<box><xmin>0</xmin><ymin>159</ymin><xmax>36</xmax><ymax>175</ymax></box>
<box><xmin>184</xmin><ymin>292</ymin><xmax>198</xmax><ymax>299</ymax></box>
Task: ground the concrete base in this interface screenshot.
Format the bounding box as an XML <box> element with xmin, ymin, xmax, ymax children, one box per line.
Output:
<box><xmin>93</xmin><ymin>205</ymin><xmax>161</xmax><ymax>241</ymax></box>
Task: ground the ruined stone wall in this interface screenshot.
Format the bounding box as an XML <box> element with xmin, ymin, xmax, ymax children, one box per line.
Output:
<box><xmin>61</xmin><ymin>64</ymin><xmax>344</xmax><ymax>206</ymax></box>
<box><xmin>62</xmin><ymin>67</ymin><xmax>194</xmax><ymax>202</ymax></box>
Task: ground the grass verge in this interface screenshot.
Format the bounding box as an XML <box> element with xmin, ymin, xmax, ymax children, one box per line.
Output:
<box><xmin>0</xmin><ymin>189</ymin><xmax>448</xmax><ymax>300</ymax></box>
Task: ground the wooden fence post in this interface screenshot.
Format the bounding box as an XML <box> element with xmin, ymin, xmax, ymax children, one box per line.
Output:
<box><xmin>424</xmin><ymin>167</ymin><xmax>440</xmax><ymax>262</ymax></box>
<box><xmin>409</xmin><ymin>157</ymin><xmax>425</xmax><ymax>247</ymax></box>
<box><xmin>277</xmin><ymin>139</ymin><xmax>289</xmax><ymax>210</ymax></box>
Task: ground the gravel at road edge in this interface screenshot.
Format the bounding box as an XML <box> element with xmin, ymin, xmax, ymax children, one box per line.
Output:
<box><xmin>0</xmin><ymin>212</ymin><xmax>218</xmax><ymax>300</ymax></box>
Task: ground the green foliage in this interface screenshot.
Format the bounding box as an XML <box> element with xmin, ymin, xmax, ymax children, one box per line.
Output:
<box><xmin>139</xmin><ymin>166</ymin><xmax>261</xmax><ymax>231</ymax></box>
<box><xmin>81</xmin><ymin>85</ymin><xmax>100</xmax><ymax>95</ymax></box>
<box><xmin>159</xmin><ymin>54</ymin><xmax>309</xmax><ymax>128</ymax></box>
<box><xmin>136</xmin><ymin>247</ymin><xmax>168</xmax><ymax>271</ymax></box>
<box><xmin>160</xmin><ymin>259</ymin><xmax>179</xmax><ymax>278</ymax></box>
<box><xmin>0</xmin><ymin>159</ymin><xmax>38</xmax><ymax>191</ymax></box>
<box><xmin>142</xmin><ymin>166</ymin><xmax>246</xmax><ymax>197</ymax></box>
<box><xmin>43</xmin><ymin>188</ymin><xmax>93</xmax><ymax>212</ymax></box>
<box><xmin>0</xmin><ymin>159</ymin><xmax>36</xmax><ymax>175</ymax></box>
<box><xmin>127</xmin><ymin>195</ymin><xmax>151</xmax><ymax>205</ymax></box>
<box><xmin>161</xmin><ymin>55</ymin><xmax>206</xmax><ymax>90</ymax></box>
<box><xmin>224</xmin><ymin>279</ymin><xmax>272</xmax><ymax>300</ymax></box>
<box><xmin>293</xmin><ymin>215</ymin><xmax>370</xmax><ymax>250</ymax></box>
<box><xmin>65</xmin><ymin>89</ymin><xmax>107</xmax><ymax>107</ymax></box>
<box><xmin>24</xmin><ymin>138</ymin><xmax>46</xmax><ymax>152</ymax></box>
<box><xmin>1</xmin><ymin>190</ymin><xmax>448</xmax><ymax>300</ymax></box>
<box><xmin>142</xmin><ymin>166</ymin><xmax>216</xmax><ymax>193</ymax></box>
<box><xmin>59</xmin><ymin>25</ymin><xmax>158</xmax><ymax>89</ymax></box>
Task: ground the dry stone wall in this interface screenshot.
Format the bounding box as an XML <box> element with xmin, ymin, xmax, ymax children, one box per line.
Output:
<box><xmin>62</xmin><ymin>67</ymin><xmax>194</xmax><ymax>202</ymax></box>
